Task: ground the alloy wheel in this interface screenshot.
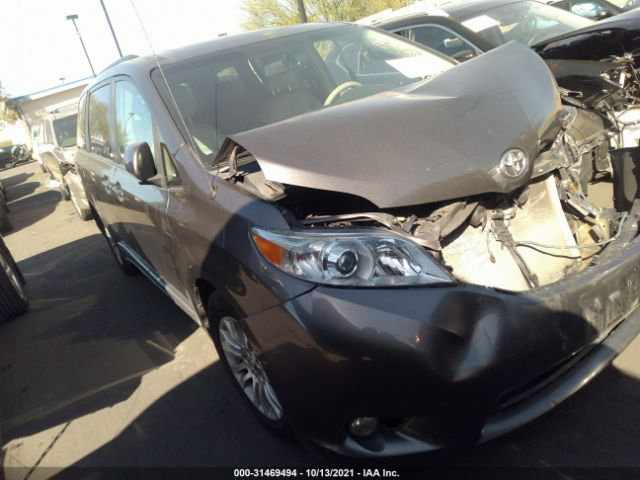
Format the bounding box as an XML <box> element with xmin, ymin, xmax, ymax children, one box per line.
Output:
<box><xmin>218</xmin><ymin>315</ymin><xmax>283</xmax><ymax>421</ymax></box>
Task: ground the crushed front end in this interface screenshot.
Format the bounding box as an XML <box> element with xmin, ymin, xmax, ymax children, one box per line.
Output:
<box><xmin>214</xmin><ymin>42</ymin><xmax>640</xmax><ymax>456</ymax></box>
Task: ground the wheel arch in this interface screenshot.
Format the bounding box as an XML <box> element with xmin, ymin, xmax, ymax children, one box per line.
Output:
<box><xmin>89</xmin><ymin>203</ymin><xmax>105</xmax><ymax>234</ymax></box>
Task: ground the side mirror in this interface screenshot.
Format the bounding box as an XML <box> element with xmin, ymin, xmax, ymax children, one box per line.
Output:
<box><xmin>125</xmin><ymin>141</ymin><xmax>156</xmax><ymax>183</ymax></box>
<box><xmin>451</xmin><ymin>49</ymin><xmax>479</xmax><ymax>62</ymax></box>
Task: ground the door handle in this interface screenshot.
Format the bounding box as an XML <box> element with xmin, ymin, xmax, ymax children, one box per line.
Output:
<box><xmin>101</xmin><ymin>176</ymin><xmax>113</xmax><ymax>194</ymax></box>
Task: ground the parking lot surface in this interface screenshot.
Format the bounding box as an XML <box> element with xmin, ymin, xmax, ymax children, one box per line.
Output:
<box><xmin>1</xmin><ymin>162</ymin><xmax>639</xmax><ymax>478</ymax></box>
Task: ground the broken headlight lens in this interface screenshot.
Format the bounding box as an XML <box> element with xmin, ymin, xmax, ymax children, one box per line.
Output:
<box><xmin>251</xmin><ymin>227</ymin><xmax>453</xmax><ymax>287</ymax></box>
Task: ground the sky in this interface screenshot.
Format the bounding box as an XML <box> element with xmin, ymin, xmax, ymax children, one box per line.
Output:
<box><xmin>0</xmin><ymin>0</ymin><xmax>245</xmax><ymax>97</ymax></box>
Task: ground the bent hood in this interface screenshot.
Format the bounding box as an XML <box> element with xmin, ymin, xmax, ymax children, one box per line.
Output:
<box><xmin>226</xmin><ymin>42</ymin><xmax>563</xmax><ymax>208</ymax></box>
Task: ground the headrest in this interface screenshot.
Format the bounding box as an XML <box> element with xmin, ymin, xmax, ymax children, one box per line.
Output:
<box><xmin>265</xmin><ymin>70</ymin><xmax>307</xmax><ymax>95</ymax></box>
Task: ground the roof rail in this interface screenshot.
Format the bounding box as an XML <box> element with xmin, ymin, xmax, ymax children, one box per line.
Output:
<box><xmin>99</xmin><ymin>54</ymin><xmax>139</xmax><ymax>74</ymax></box>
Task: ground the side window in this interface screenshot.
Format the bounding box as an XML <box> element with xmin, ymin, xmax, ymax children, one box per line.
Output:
<box><xmin>44</xmin><ymin>121</ymin><xmax>55</xmax><ymax>145</ymax></box>
<box><xmin>405</xmin><ymin>25</ymin><xmax>477</xmax><ymax>59</ymax></box>
<box><xmin>570</xmin><ymin>1</ymin><xmax>606</xmax><ymax>18</ymax></box>
<box><xmin>114</xmin><ymin>81</ymin><xmax>154</xmax><ymax>162</ymax></box>
<box><xmin>77</xmin><ymin>94</ymin><xmax>87</xmax><ymax>150</ymax></box>
<box><xmin>88</xmin><ymin>84</ymin><xmax>114</xmax><ymax>158</ymax></box>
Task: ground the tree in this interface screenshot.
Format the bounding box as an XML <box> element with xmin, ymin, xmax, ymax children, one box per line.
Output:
<box><xmin>0</xmin><ymin>82</ymin><xmax>18</xmax><ymax>123</ymax></box>
<box><xmin>241</xmin><ymin>0</ymin><xmax>415</xmax><ymax>30</ymax></box>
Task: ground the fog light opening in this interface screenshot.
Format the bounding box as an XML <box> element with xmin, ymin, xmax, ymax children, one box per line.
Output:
<box><xmin>348</xmin><ymin>416</ymin><xmax>379</xmax><ymax>438</ymax></box>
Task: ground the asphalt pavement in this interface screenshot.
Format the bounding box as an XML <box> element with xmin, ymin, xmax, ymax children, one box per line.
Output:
<box><xmin>0</xmin><ymin>162</ymin><xmax>639</xmax><ymax>479</ymax></box>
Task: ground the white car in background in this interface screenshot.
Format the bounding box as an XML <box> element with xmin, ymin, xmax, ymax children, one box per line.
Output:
<box><xmin>30</xmin><ymin>122</ymin><xmax>47</xmax><ymax>173</ymax></box>
<box><xmin>32</xmin><ymin>105</ymin><xmax>92</xmax><ymax>220</ymax></box>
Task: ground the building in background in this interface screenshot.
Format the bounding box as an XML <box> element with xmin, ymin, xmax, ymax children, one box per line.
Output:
<box><xmin>5</xmin><ymin>77</ymin><xmax>90</xmax><ymax>149</ymax></box>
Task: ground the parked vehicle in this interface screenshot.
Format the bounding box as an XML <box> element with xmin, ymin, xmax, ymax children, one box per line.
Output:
<box><xmin>544</xmin><ymin>0</ymin><xmax>623</xmax><ymax>19</ymax></box>
<box><xmin>0</xmin><ymin>145</ymin><xmax>12</xmax><ymax>170</ymax></box>
<box><xmin>0</xmin><ymin>235</ymin><xmax>27</xmax><ymax>325</ymax></box>
<box><xmin>374</xmin><ymin>2</ymin><xmax>640</xmax><ymax>154</ymax></box>
<box><xmin>0</xmin><ymin>144</ymin><xmax>32</xmax><ymax>170</ymax></box>
<box><xmin>624</xmin><ymin>0</ymin><xmax>640</xmax><ymax>10</ymax></box>
<box><xmin>30</xmin><ymin>122</ymin><xmax>48</xmax><ymax>173</ymax></box>
<box><xmin>76</xmin><ymin>23</ymin><xmax>640</xmax><ymax>457</ymax></box>
<box><xmin>0</xmin><ymin>181</ymin><xmax>10</xmax><ymax>234</ymax></box>
<box><xmin>370</xmin><ymin>0</ymin><xmax>640</xmax><ymax>65</ymax></box>
<box><xmin>34</xmin><ymin>107</ymin><xmax>92</xmax><ymax>219</ymax></box>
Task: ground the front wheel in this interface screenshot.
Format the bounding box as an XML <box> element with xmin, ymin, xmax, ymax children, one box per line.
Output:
<box><xmin>207</xmin><ymin>296</ymin><xmax>287</xmax><ymax>430</ymax></box>
<box><xmin>0</xmin><ymin>245</ymin><xmax>28</xmax><ymax>325</ymax></box>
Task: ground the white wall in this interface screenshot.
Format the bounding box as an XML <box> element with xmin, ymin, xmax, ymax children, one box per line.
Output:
<box><xmin>0</xmin><ymin>120</ymin><xmax>30</xmax><ymax>146</ymax></box>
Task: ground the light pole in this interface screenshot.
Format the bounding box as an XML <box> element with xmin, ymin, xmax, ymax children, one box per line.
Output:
<box><xmin>99</xmin><ymin>0</ymin><xmax>123</xmax><ymax>58</ymax></box>
<box><xmin>66</xmin><ymin>14</ymin><xmax>96</xmax><ymax>77</ymax></box>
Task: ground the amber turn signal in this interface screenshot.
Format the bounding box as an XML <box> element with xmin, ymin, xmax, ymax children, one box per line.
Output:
<box><xmin>253</xmin><ymin>234</ymin><xmax>285</xmax><ymax>266</ymax></box>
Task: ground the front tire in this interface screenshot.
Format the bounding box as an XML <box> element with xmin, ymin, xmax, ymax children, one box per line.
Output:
<box><xmin>0</xmin><ymin>245</ymin><xmax>28</xmax><ymax>325</ymax></box>
<box><xmin>207</xmin><ymin>295</ymin><xmax>287</xmax><ymax>431</ymax></box>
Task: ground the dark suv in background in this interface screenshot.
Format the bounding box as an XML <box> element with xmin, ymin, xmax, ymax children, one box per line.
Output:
<box><xmin>76</xmin><ymin>23</ymin><xmax>640</xmax><ymax>457</ymax></box>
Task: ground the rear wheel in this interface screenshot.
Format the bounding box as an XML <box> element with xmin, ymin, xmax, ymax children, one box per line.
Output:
<box><xmin>207</xmin><ymin>296</ymin><xmax>287</xmax><ymax>431</ymax></box>
<box><xmin>0</xmin><ymin>246</ymin><xmax>28</xmax><ymax>325</ymax></box>
<box><xmin>69</xmin><ymin>186</ymin><xmax>92</xmax><ymax>220</ymax></box>
<box><xmin>60</xmin><ymin>185</ymin><xmax>70</xmax><ymax>201</ymax></box>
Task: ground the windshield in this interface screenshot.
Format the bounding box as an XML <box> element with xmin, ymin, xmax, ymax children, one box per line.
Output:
<box><xmin>52</xmin><ymin>114</ymin><xmax>78</xmax><ymax>148</ymax></box>
<box><xmin>153</xmin><ymin>25</ymin><xmax>454</xmax><ymax>164</ymax></box>
<box><xmin>458</xmin><ymin>1</ymin><xmax>594</xmax><ymax>47</ymax></box>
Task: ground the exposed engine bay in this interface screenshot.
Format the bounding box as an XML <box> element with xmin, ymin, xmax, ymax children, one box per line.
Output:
<box><xmin>290</xmin><ymin>156</ymin><xmax>625</xmax><ymax>292</ymax></box>
<box><xmin>215</xmin><ymin>47</ymin><xmax>640</xmax><ymax>292</ymax></box>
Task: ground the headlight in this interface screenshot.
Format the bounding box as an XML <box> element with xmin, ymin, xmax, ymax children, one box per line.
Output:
<box><xmin>251</xmin><ymin>227</ymin><xmax>453</xmax><ymax>287</ymax></box>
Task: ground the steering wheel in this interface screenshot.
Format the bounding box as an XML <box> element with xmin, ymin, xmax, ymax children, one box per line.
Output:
<box><xmin>324</xmin><ymin>81</ymin><xmax>363</xmax><ymax>106</ymax></box>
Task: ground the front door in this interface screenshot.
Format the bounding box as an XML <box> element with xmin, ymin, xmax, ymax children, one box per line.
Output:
<box><xmin>110</xmin><ymin>79</ymin><xmax>178</xmax><ymax>294</ymax></box>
